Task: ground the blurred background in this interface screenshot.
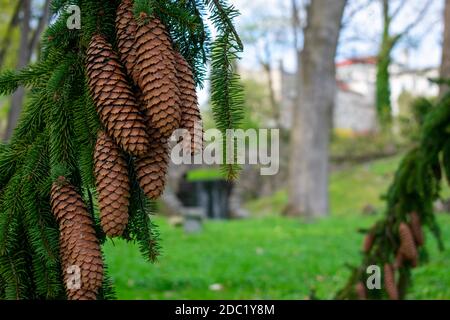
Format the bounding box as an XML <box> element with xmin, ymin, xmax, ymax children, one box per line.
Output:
<box><xmin>0</xmin><ymin>0</ymin><xmax>449</xmax><ymax>299</ymax></box>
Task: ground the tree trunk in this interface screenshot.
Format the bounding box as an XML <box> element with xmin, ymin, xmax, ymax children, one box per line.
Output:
<box><xmin>285</xmin><ymin>0</ymin><xmax>346</xmax><ymax>218</ymax></box>
<box><xmin>28</xmin><ymin>0</ymin><xmax>51</xmax><ymax>62</ymax></box>
<box><xmin>262</xmin><ymin>61</ymin><xmax>280</xmax><ymax>128</ymax></box>
<box><xmin>0</xmin><ymin>0</ymin><xmax>23</xmax><ymax>69</ymax></box>
<box><xmin>440</xmin><ymin>0</ymin><xmax>450</xmax><ymax>97</ymax></box>
<box><xmin>4</xmin><ymin>0</ymin><xmax>31</xmax><ymax>141</ymax></box>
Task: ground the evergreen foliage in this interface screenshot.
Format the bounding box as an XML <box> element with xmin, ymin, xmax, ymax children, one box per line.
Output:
<box><xmin>338</xmin><ymin>92</ymin><xmax>450</xmax><ymax>299</ymax></box>
<box><xmin>0</xmin><ymin>0</ymin><xmax>243</xmax><ymax>299</ymax></box>
<box><xmin>206</xmin><ymin>0</ymin><xmax>244</xmax><ymax>179</ymax></box>
<box><xmin>376</xmin><ymin>52</ymin><xmax>392</xmax><ymax>125</ymax></box>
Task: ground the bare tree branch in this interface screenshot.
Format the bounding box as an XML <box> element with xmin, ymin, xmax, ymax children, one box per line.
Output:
<box><xmin>340</xmin><ymin>34</ymin><xmax>379</xmax><ymax>45</ymax></box>
<box><xmin>342</xmin><ymin>0</ymin><xmax>373</xmax><ymax>27</ymax></box>
<box><xmin>391</xmin><ymin>0</ymin><xmax>408</xmax><ymax>20</ymax></box>
<box><xmin>398</xmin><ymin>0</ymin><xmax>433</xmax><ymax>37</ymax></box>
<box><xmin>403</xmin><ymin>17</ymin><xmax>441</xmax><ymax>47</ymax></box>
<box><xmin>291</xmin><ymin>0</ymin><xmax>301</xmax><ymax>52</ymax></box>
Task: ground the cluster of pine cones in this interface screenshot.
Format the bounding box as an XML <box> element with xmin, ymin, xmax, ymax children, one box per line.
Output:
<box><xmin>357</xmin><ymin>212</ymin><xmax>425</xmax><ymax>300</ymax></box>
<box><xmin>51</xmin><ymin>0</ymin><xmax>202</xmax><ymax>300</ymax></box>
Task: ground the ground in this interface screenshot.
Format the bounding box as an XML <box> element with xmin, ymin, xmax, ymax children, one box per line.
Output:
<box><xmin>104</xmin><ymin>156</ymin><xmax>450</xmax><ymax>299</ymax></box>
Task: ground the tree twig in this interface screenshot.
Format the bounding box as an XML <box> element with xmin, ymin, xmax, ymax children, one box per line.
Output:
<box><xmin>398</xmin><ymin>0</ymin><xmax>433</xmax><ymax>37</ymax></box>
<box><xmin>342</xmin><ymin>0</ymin><xmax>372</xmax><ymax>27</ymax></box>
<box><xmin>391</xmin><ymin>0</ymin><xmax>408</xmax><ymax>20</ymax></box>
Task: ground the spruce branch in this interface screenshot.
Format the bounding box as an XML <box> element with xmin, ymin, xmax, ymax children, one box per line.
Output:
<box><xmin>206</xmin><ymin>0</ymin><xmax>243</xmax><ymax>51</ymax></box>
<box><xmin>338</xmin><ymin>94</ymin><xmax>450</xmax><ymax>299</ymax></box>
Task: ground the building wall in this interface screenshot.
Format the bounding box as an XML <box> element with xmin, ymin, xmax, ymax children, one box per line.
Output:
<box><xmin>390</xmin><ymin>68</ymin><xmax>440</xmax><ymax>116</ymax></box>
<box><xmin>277</xmin><ymin>63</ymin><xmax>378</xmax><ymax>133</ymax></box>
<box><xmin>336</xmin><ymin>62</ymin><xmax>376</xmax><ymax>97</ymax></box>
<box><xmin>334</xmin><ymin>90</ymin><xmax>377</xmax><ymax>133</ymax></box>
<box><xmin>241</xmin><ymin>60</ymin><xmax>439</xmax><ymax>134</ymax></box>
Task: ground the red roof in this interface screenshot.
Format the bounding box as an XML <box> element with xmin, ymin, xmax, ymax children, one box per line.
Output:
<box><xmin>337</xmin><ymin>80</ymin><xmax>350</xmax><ymax>91</ymax></box>
<box><xmin>336</xmin><ymin>56</ymin><xmax>377</xmax><ymax>67</ymax></box>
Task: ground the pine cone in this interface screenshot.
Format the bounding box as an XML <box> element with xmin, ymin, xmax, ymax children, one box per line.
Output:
<box><xmin>410</xmin><ymin>212</ymin><xmax>424</xmax><ymax>246</ymax></box>
<box><xmin>135</xmin><ymin>140</ymin><xmax>169</xmax><ymax>199</ymax></box>
<box><xmin>384</xmin><ymin>263</ymin><xmax>399</xmax><ymax>300</ymax></box>
<box><xmin>362</xmin><ymin>231</ymin><xmax>375</xmax><ymax>253</ymax></box>
<box><xmin>394</xmin><ymin>251</ymin><xmax>404</xmax><ymax>269</ymax></box>
<box><xmin>399</xmin><ymin>222</ymin><xmax>418</xmax><ymax>267</ymax></box>
<box><xmin>86</xmin><ymin>33</ymin><xmax>150</xmax><ymax>156</ymax></box>
<box><xmin>94</xmin><ymin>131</ymin><xmax>130</xmax><ymax>237</ymax></box>
<box><xmin>174</xmin><ymin>51</ymin><xmax>203</xmax><ymax>155</ymax></box>
<box><xmin>116</xmin><ymin>0</ymin><xmax>139</xmax><ymax>81</ymax></box>
<box><xmin>134</xmin><ymin>14</ymin><xmax>181</xmax><ymax>139</ymax></box>
<box><xmin>50</xmin><ymin>177</ymin><xmax>103</xmax><ymax>300</ymax></box>
<box><xmin>355</xmin><ymin>282</ymin><xmax>367</xmax><ymax>300</ymax></box>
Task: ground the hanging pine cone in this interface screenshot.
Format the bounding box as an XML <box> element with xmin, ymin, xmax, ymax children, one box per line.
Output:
<box><xmin>86</xmin><ymin>33</ymin><xmax>150</xmax><ymax>156</ymax></box>
<box><xmin>410</xmin><ymin>212</ymin><xmax>425</xmax><ymax>246</ymax></box>
<box><xmin>355</xmin><ymin>282</ymin><xmax>367</xmax><ymax>300</ymax></box>
<box><xmin>50</xmin><ymin>177</ymin><xmax>103</xmax><ymax>300</ymax></box>
<box><xmin>135</xmin><ymin>141</ymin><xmax>169</xmax><ymax>200</ymax></box>
<box><xmin>394</xmin><ymin>251</ymin><xmax>404</xmax><ymax>269</ymax></box>
<box><xmin>399</xmin><ymin>222</ymin><xmax>418</xmax><ymax>267</ymax></box>
<box><xmin>174</xmin><ymin>51</ymin><xmax>203</xmax><ymax>155</ymax></box>
<box><xmin>134</xmin><ymin>13</ymin><xmax>181</xmax><ymax>139</ymax></box>
<box><xmin>362</xmin><ymin>231</ymin><xmax>375</xmax><ymax>253</ymax></box>
<box><xmin>384</xmin><ymin>263</ymin><xmax>399</xmax><ymax>300</ymax></box>
<box><xmin>116</xmin><ymin>0</ymin><xmax>139</xmax><ymax>81</ymax></box>
<box><xmin>94</xmin><ymin>131</ymin><xmax>130</xmax><ymax>237</ymax></box>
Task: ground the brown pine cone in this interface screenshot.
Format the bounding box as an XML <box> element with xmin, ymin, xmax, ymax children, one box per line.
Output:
<box><xmin>50</xmin><ymin>177</ymin><xmax>103</xmax><ymax>300</ymax></box>
<box><xmin>134</xmin><ymin>14</ymin><xmax>181</xmax><ymax>139</ymax></box>
<box><xmin>394</xmin><ymin>251</ymin><xmax>404</xmax><ymax>269</ymax></box>
<box><xmin>94</xmin><ymin>131</ymin><xmax>130</xmax><ymax>237</ymax></box>
<box><xmin>355</xmin><ymin>282</ymin><xmax>367</xmax><ymax>300</ymax></box>
<box><xmin>174</xmin><ymin>51</ymin><xmax>203</xmax><ymax>155</ymax></box>
<box><xmin>135</xmin><ymin>140</ymin><xmax>169</xmax><ymax>199</ymax></box>
<box><xmin>116</xmin><ymin>0</ymin><xmax>139</xmax><ymax>81</ymax></box>
<box><xmin>362</xmin><ymin>231</ymin><xmax>375</xmax><ymax>253</ymax></box>
<box><xmin>410</xmin><ymin>212</ymin><xmax>424</xmax><ymax>246</ymax></box>
<box><xmin>86</xmin><ymin>33</ymin><xmax>150</xmax><ymax>156</ymax></box>
<box><xmin>399</xmin><ymin>222</ymin><xmax>418</xmax><ymax>267</ymax></box>
<box><xmin>384</xmin><ymin>263</ymin><xmax>399</xmax><ymax>300</ymax></box>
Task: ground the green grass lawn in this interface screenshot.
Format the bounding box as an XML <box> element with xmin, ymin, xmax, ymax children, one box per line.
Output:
<box><xmin>104</xmin><ymin>156</ymin><xmax>450</xmax><ymax>299</ymax></box>
<box><xmin>245</xmin><ymin>155</ymin><xmax>405</xmax><ymax>217</ymax></box>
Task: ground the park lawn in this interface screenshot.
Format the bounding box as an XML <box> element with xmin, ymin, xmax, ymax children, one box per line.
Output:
<box><xmin>104</xmin><ymin>155</ymin><xmax>450</xmax><ymax>299</ymax></box>
<box><xmin>245</xmin><ymin>155</ymin><xmax>405</xmax><ymax>217</ymax></box>
<box><xmin>104</xmin><ymin>215</ymin><xmax>450</xmax><ymax>300</ymax></box>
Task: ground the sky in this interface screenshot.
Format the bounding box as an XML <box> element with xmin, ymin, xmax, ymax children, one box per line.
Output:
<box><xmin>233</xmin><ymin>0</ymin><xmax>445</xmax><ymax>73</ymax></box>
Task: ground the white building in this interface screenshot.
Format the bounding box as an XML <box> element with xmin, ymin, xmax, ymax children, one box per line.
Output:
<box><xmin>276</xmin><ymin>57</ymin><xmax>378</xmax><ymax>133</ymax></box>
<box><xmin>334</xmin><ymin>57</ymin><xmax>378</xmax><ymax>133</ymax></box>
<box><xmin>390</xmin><ymin>67</ymin><xmax>440</xmax><ymax>115</ymax></box>
<box><xmin>241</xmin><ymin>56</ymin><xmax>439</xmax><ymax>134</ymax></box>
